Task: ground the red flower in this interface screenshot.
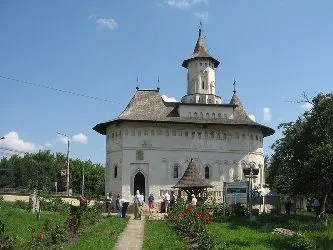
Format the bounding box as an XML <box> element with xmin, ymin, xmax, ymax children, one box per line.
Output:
<box><xmin>204</xmin><ymin>210</ymin><xmax>211</xmax><ymax>216</ymax></box>
<box><xmin>38</xmin><ymin>232</ymin><xmax>45</xmax><ymax>239</ymax></box>
<box><xmin>181</xmin><ymin>212</ymin><xmax>188</xmax><ymax>218</ymax></box>
<box><xmin>194</xmin><ymin>213</ymin><xmax>201</xmax><ymax>219</ymax></box>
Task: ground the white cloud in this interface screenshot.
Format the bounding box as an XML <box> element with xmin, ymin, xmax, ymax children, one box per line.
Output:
<box><xmin>263</xmin><ymin>107</ymin><xmax>272</xmax><ymax>122</ymax></box>
<box><xmin>301</xmin><ymin>102</ymin><xmax>313</xmax><ymax>110</ymax></box>
<box><xmin>89</xmin><ymin>14</ymin><xmax>118</xmax><ymax>31</ymax></box>
<box><xmin>96</xmin><ymin>18</ymin><xmax>118</xmax><ymax>30</ymax></box>
<box><xmin>57</xmin><ymin>134</ymin><xmax>70</xmax><ymax>145</ymax></box>
<box><xmin>0</xmin><ymin>131</ymin><xmax>36</xmax><ymax>152</ymax></box>
<box><xmin>57</xmin><ymin>133</ymin><xmax>88</xmax><ymax>144</ymax></box>
<box><xmin>162</xmin><ymin>0</ymin><xmax>208</xmax><ymax>10</ymax></box>
<box><xmin>162</xmin><ymin>95</ymin><xmax>178</xmax><ymax>102</ymax></box>
<box><xmin>248</xmin><ymin>114</ymin><xmax>256</xmax><ymax>122</ymax></box>
<box><xmin>72</xmin><ymin>133</ymin><xmax>88</xmax><ymax>144</ymax></box>
<box><xmin>194</xmin><ymin>10</ymin><xmax>208</xmax><ymax>22</ymax></box>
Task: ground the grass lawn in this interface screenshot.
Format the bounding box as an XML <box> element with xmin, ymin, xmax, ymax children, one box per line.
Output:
<box><xmin>143</xmin><ymin>220</ymin><xmax>187</xmax><ymax>250</ymax></box>
<box><xmin>67</xmin><ymin>216</ymin><xmax>129</xmax><ymax>250</ymax></box>
<box><xmin>0</xmin><ymin>201</ymin><xmax>68</xmax><ymax>249</ymax></box>
<box><xmin>209</xmin><ymin>213</ymin><xmax>333</xmax><ymax>250</ymax></box>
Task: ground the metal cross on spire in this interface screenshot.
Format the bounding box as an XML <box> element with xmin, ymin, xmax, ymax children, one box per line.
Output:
<box><xmin>136</xmin><ymin>76</ymin><xmax>139</xmax><ymax>90</ymax></box>
<box><xmin>199</xmin><ymin>21</ymin><xmax>203</xmax><ymax>37</ymax></box>
<box><xmin>233</xmin><ymin>78</ymin><xmax>237</xmax><ymax>94</ymax></box>
<box><xmin>157</xmin><ymin>76</ymin><xmax>160</xmax><ymax>91</ymax></box>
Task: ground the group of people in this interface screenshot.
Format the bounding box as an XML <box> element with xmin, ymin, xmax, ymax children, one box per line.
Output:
<box><xmin>105</xmin><ymin>190</ymin><xmax>199</xmax><ymax>218</ymax></box>
<box><xmin>105</xmin><ymin>193</ymin><xmax>130</xmax><ymax>218</ymax></box>
<box><xmin>285</xmin><ymin>196</ymin><xmax>322</xmax><ymax>217</ymax></box>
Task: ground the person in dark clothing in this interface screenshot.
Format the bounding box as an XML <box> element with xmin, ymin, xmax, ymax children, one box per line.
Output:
<box><xmin>285</xmin><ymin>196</ymin><xmax>292</xmax><ymax>215</ymax></box>
<box><xmin>120</xmin><ymin>198</ymin><xmax>130</xmax><ymax>218</ymax></box>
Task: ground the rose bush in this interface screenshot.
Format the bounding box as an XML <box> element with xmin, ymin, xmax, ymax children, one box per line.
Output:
<box><xmin>168</xmin><ymin>202</ymin><xmax>214</xmax><ymax>250</ymax></box>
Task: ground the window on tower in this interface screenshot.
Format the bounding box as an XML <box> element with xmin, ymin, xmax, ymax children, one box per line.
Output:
<box><xmin>205</xmin><ymin>166</ymin><xmax>210</xmax><ymax>179</ymax></box>
<box><xmin>173</xmin><ymin>165</ymin><xmax>179</xmax><ymax>178</ymax></box>
<box><xmin>202</xmin><ymin>81</ymin><xmax>205</xmax><ymax>89</ymax></box>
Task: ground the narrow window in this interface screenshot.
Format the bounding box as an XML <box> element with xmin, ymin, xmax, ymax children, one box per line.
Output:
<box><xmin>185</xmin><ymin>131</ymin><xmax>188</xmax><ymax>137</ymax></box>
<box><xmin>114</xmin><ymin>166</ymin><xmax>118</xmax><ymax>179</ymax></box>
<box><xmin>212</xmin><ymin>113</ymin><xmax>215</xmax><ymax>118</ymax></box>
<box><xmin>194</xmin><ymin>112</ymin><xmax>197</xmax><ymax>118</ymax></box>
<box><xmin>173</xmin><ymin>165</ymin><xmax>179</xmax><ymax>178</ymax></box>
<box><xmin>205</xmin><ymin>166</ymin><xmax>210</xmax><ymax>179</ymax></box>
<box><xmin>202</xmin><ymin>81</ymin><xmax>205</xmax><ymax>89</ymax></box>
<box><xmin>255</xmin><ymin>135</ymin><xmax>258</xmax><ymax>140</ymax></box>
<box><xmin>200</xmin><ymin>112</ymin><xmax>203</xmax><ymax>118</ymax></box>
<box><xmin>206</xmin><ymin>113</ymin><xmax>209</xmax><ymax>118</ymax></box>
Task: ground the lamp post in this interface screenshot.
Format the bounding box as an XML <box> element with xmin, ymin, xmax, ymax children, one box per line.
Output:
<box><xmin>243</xmin><ymin>164</ymin><xmax>259</xmax><ymax>221</ymax></box>
<box><xmin>57</xmin><ymin>132</ymin><xmax>70</xmax><ymax>196</ymax></box>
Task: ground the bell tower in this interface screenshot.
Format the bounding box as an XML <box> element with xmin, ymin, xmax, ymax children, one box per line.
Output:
<box><xmin>181</xmin><ymin>27</ymin><xmax>221</xmax><ymax>104</ymax></box>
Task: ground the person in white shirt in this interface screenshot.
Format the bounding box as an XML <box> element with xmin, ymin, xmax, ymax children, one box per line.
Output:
<box><xmin>133</xmin><ymin>190</ymin><xmax>144</xmax><ymax>219</ymax></box>
<box><xmin>191</xmin><ymin>194</ymin><xmax>197</xmax><ymax>206</ymax></box>
<box><xmin>164</xmin><ymin>192</ymin><xmax>171</xmax><ymax>213</ymax></box>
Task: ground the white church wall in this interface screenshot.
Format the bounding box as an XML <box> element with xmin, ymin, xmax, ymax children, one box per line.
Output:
<box><xmin>105</xmin><ymin>122</ymin><xmax>265</xmax><ymax>201</ymax></box>
<box><xmin>178</xmin><ymin>104</ymin><xmax>233</xmax><ymax>119</ymax></box>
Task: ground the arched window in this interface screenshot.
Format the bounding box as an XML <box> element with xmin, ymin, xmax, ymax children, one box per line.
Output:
<box><xmin>114</xmin><ymin>165</ymin><xmax>118</xmax><ymax>179</ymax></box>
<box><xmin>205</xmin><ymin>166</ymin><xmax>210</xmax><ymax>179</ymax></box>
<box><xmin>194</xmin><ymin>112</ymin><xmax>197</xmax><ymax>118</ymax></box>
<box><xmin>173</xmin><ymin>165</ymin><xmax>179</xmax><ymax>178</ymax></box>
<box><xmin>200</xmin><ymin>112</ymin><xmax>203</xmax><ymax>118</ymax></box>
<box><xmin>206</xmin><ymin>113</ymin><xmax>209</xmax><ymax>118</ymax></box>
<box><xmin>212</xmin><ymin>113</ymin><xmax>215</xmax><ymax>118</ymax></box>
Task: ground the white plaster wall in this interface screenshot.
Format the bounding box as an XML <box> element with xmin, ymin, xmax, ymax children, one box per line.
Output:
<box><xmin>105</xmin><ymin>122</ymin><xmax>265</xmax><ymax>202</ymax></box>
<box><xmin>178</xmin><ymin>104</ymin><xmax>233</xmax><ymax>119</ymax></box>
<box><xmin>187</xmin><ymin>59</ymin><xmax>216</xmax><ymax>95</ymax></box>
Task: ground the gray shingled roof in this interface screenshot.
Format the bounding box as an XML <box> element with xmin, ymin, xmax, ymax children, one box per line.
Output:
<box><xmin>172</xmin><ymin>159</ymin><xmax>213</xmax><ymax>189</ymax></box>
<box><xmin>182</xmin><ymin>32</ymin><xmax>220</xmax><ymax>68</ymax></box>
<box><xmin>92</xmin><ymin>90</ymin><xmax>275</xmax><ymax>137</ymax></box>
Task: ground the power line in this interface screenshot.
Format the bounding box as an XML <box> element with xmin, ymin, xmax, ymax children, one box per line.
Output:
<box><xmin>0</xmin><ymin>75</ymin><xmax>122</xmax><ymax>105</ymax></box>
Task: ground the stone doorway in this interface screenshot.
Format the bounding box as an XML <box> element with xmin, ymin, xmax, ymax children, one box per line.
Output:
<box><xmin>134</xmin><ymin>172</ymin><xmax>145</xmax><ymax>199</ymax></box>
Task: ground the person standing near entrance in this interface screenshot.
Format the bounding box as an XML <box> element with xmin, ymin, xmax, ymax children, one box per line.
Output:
<box><xmin>134</xmin><ymin>190</ymin><xmax>144</xmax><ymax>219</ymax></box>
<box><xmin>164</xmin><ymin>192</ymin><xmax>171</xmax><ymax>213</ymax></box>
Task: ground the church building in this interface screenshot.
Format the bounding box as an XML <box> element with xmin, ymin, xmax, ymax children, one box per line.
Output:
<box><xmin>93</xmin><ymin>28</ymin><xmax>274</xmax><ymax>201</ymax></box>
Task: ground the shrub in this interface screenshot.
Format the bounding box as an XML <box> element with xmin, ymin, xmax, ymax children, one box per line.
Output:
<box><xmin>286</xmin><ymin>235</ymin><xmax>318</xmax><ymax>250</ymax></box>
<box><xmin>168</xmin><ymin>202</ymin><xmax>214</xmax><ymax>250</ymax></box>
<box><xmin>14</xmin><ymin>200</ymin><xmax>29</xmax><ymax>210</ymax></box>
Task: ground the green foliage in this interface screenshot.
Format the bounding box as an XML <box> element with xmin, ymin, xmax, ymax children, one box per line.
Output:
<box><xmin>68</xmin><ymin>216</ymin><xmax>129</xmax><ymax>250</ymax></box>
<box><xmin>143</xmin><ymin>220</ymin><xmax>187</xmax><ymax>250</ymax></box>
<box><xmin>14</xmin><ymin>200</ymin><xmax>29</xmax><ymax>210</ymax></box>
<box><xmin>0</xmin><ymin>150</ymin><xmax>104</xmax><ymax>196</ymax></box>
<box><xmin>267</xmin><ymin>93</ymin><xmax>333</xmax><ymax>207</ymax></box>
<box><xmin>168</xmin><ymin>202</ymin><xmax>214</xmax><ymax>250</ymax></box>
<box><xmin>209</xmin><ymin>212</ymin><xmax>333</xmax><ymax>249</ymax></box>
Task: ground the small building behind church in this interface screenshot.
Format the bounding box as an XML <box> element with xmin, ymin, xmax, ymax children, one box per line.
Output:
<box><xmin>93</xmin><ymin>28</ymin><xmax>274</xmax><ymax>202</ymax></box>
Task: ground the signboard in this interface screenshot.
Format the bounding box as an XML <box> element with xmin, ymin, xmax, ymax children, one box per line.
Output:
<box><xmin>224</xmin><ymin>181</ymin><xmax>248</xmax><ymax>204</ymax></box>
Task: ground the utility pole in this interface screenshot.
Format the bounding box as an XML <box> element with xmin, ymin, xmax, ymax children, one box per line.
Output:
<box><xmin>57</xmin><ymin>132</ymin><xmax>70</xmax><ymax>196</ymax></box>
<box><xmin>82</xmin><ymin>165</ymin><xmax>85</xmax><ymax>196</ymax></box>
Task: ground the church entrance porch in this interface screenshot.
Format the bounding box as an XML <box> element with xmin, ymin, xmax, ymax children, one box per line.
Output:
<box><xmin>134</xmin><ymin>172</ymin><xmax>145</xmax><ymax>200</ymax></box>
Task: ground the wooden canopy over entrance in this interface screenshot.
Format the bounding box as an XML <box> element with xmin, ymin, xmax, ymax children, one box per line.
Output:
<box><xmin>172</xmin><ymin>158</ymin><xmax>213</xmax><ymax>201</ymax></box>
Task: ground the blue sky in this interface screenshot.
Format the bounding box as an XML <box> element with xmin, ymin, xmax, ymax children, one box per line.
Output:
<box><xmin>1</xmin><ymin>0</ymin><xmax>332</xmax><ymax>164</ymax></box>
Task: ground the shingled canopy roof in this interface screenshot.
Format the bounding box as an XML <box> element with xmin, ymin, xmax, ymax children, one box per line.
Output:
<box><xmin>172</xmin><ymin>159</ymin><xmax>213</xmax><ymax>189</ymax></box>
<box><xmin>182</xmin><ymin>28</ymin><xmax>220</xmax><ymax>68</ymax></box>
<box><xmin>92</xmin><ymin>89</ymin><xmax>275</xmax><ymax>137</ymax></box>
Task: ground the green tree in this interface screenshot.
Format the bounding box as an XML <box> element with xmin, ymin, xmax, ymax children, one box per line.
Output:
<box><xmin>267</xmin><ymin>93</ymin><xmax>333</xmax><ymax>223</ymax></box>
<box><xmin>0</xmin><ymin>150</ymin><xmax>105</xmax><ymax>196</ymax></box>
